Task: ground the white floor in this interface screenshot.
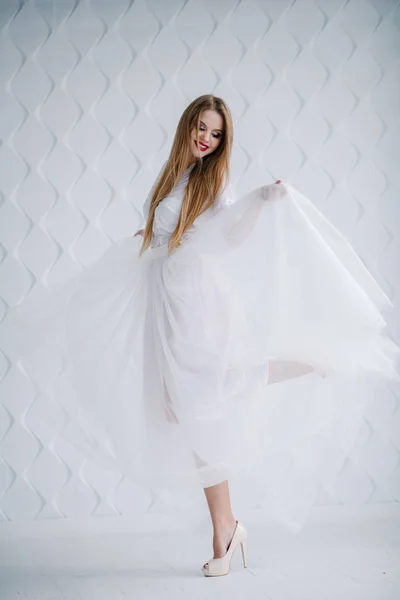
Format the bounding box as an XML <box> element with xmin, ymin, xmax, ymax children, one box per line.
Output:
<box><xmin>1</xmin><ymin>506</ymin><xmax>399</xmax><ymax>600</ymax></box>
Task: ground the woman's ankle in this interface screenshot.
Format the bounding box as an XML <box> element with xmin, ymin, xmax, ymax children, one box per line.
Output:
<box><xmin>212</xmin><ymin>514</ymin><xmax>236</xmax><ymax>535</ymax></box>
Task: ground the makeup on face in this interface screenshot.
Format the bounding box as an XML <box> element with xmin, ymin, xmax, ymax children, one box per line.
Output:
<box><xmin>191</xmin><ymin>110</ymin><xmax>224</xmax><ymax>158</ymax></box>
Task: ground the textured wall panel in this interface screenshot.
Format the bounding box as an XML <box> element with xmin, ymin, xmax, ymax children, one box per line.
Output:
<box><xmin>0</xmin><ymin>0</ymin><xmax>399</xmax><ymax>523</ymax></box>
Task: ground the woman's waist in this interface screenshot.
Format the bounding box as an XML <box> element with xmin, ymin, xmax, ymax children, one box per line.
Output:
<box><xmin>148</xmin><ymin>238</ymin><xmax>170</xmax><ymax>259</ymax></box>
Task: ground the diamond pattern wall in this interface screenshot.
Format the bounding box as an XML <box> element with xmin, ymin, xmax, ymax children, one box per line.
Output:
<box><xmin>0</xmin><ymin>0</ymin><xmax>399</xmax><ymax>523</ymax></box>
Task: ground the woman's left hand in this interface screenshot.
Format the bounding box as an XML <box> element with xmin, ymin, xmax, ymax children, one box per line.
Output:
<box><xmin>263</xmin><ymin>180</ymin><xmax>286</xmax><ymax>201</ymax></box>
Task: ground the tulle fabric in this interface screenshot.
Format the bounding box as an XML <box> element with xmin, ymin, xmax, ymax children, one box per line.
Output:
<box><xmin>7</xmin><ymin>182</ymin><xmax>399</xmax><ymax>533</ymax></box>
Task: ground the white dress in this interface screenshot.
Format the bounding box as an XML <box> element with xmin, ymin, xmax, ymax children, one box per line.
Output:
<box><xmin>9</xmin><ymin>162</ymin><xmax>399</xmax><ymax>533</ymax></box>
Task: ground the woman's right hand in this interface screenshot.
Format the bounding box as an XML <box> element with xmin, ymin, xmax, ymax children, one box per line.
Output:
<box><xmin>134</xmin><ymin>229</ymin><xmax>144</xmax><ymax>237</ymax></box>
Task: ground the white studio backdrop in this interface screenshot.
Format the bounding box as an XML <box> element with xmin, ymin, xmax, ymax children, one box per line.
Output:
<box><xmin>0</xmin><ymin>0</ymin><xmax>399</xmax><ymax>526</ymax></box>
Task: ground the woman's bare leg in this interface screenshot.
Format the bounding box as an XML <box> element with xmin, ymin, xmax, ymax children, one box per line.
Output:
<box><xmin>202</xmin><ymin>480</ymin><xmax>237</xmax><ymax>569</ymax></box>
<box><xmin>268</xmin><ymin>359</ymin><xmax>320</xmax><ymax>385</ymax></box>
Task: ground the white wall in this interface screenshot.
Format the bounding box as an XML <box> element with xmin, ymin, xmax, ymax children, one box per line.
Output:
<box><xmin>0</xmin><ymin>0</ymin><xmax>399</xmax><ymax>524</ymax></box>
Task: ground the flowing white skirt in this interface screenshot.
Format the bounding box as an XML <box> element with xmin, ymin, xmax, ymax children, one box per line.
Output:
<box><xmin>7</xmin><ymin>183</ymin><xmax>399</xmax><ymax>533</ymax></box>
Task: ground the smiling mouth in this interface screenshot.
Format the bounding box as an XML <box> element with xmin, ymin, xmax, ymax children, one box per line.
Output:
<box><xmin>196</xmin><ymin>141</ymin><xmax>209</xmax><ymax>151</ymax></box>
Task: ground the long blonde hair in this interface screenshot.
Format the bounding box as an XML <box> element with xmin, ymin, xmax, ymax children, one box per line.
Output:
<box><xmin>139</xmin><ymin>94</ymin><xmax>233</xmax><ymax>256</ymax></box>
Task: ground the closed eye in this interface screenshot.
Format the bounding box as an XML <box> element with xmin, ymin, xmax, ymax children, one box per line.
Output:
<box><xmin>199</xmin><ymin>126</ymin><xmax>221</xmax><ymax>139</ymax></box>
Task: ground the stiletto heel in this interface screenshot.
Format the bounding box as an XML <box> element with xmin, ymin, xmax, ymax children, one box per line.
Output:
<box><xmin>240</xmin><ymin>539</ymin><xmax>247</xmax><ymax>568</ymax></box>
<box><xmin>202</xmin><ymin>520</ymin><xmax>248</xmax><ymax>577</ymax></box>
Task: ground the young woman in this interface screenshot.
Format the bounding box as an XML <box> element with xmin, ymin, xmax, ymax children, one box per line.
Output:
<box><xmin>10</xmin><ymin>94</ymin><xmax>398</xmax><ymax>577</ymax></box>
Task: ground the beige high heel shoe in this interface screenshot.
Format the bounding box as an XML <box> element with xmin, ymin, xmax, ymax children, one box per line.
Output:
<box><xmin>202</xmin><ymin>520</ymin><xmax>248</xmax><ymax>577</ymax></box>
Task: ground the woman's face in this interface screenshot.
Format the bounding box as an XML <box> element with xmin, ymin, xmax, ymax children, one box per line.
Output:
<box><xmin>189</xmin><ymin>109</ymin><xmax>224</xmax><ymax>160</ymax></box>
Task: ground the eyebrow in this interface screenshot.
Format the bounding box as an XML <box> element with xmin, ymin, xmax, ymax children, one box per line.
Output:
<box><xmin>200</xmin><ymin>120</ymin><xmax>223</xmax><ymax>133</ymax></box>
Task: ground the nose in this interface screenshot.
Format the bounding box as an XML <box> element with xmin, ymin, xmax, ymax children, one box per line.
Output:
<box><xmin>199</xmin><ymin>132</ymin><xmax>210</xmax><ymax>144</ymax></box>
